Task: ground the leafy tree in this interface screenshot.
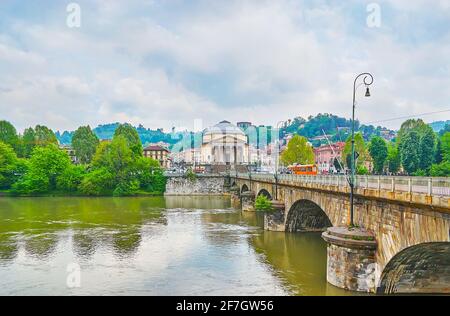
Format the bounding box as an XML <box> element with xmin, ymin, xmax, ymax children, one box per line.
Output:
<box><xmin>0</xmin><ymin>120</ymin><xmax>19</xmax><ymax>151</ymax></box>
<box><xmin>113</xmin><ymin>123</ymin><xmax>143</xmax><ymax>157</ymax></box>
<box><xmin>435</xmin><ymin>138</ymin><xmax>443</xmax><ymax>164</ymax></box>
<box><xmin>441</xmin><ymin>132</ymin><xmax>450</xmax><ymax>162</ymax></box>
<box><xmin>12</xmin><ymin>145</ymin><xmax>70</xmax><ymax>194</ymax></box>
<box><xmin>386</xmin><ymin>143</ymin><xmax>401</xmax><ymax>174</ymax></box>
<box><xmin>72</xmin><ymin>126</ymin><xmax>99</xmax><ymax>164</ymax></box>
<box><xmin>0</xmin><ymin>142</ymin><xmax>23</xmax><ymax>189</ymax></box>
<box><xmin>20</xmin><ymin>125</ymin><xmax>58</xmax><ymax>158</ymax></box>
<box><xmin>418</xmin><ymin>127</ymin><xmax>436</xmax><ymax>172</ymax></box>
<box><xmin>34</xmin><ymin>125</ymin><xmax>58</xmax><ymax>146</ymax></box>
<box><xmin>134</xmin><ymin>157</ymin><xmax>166</xmax><ymax>193</ymax></box>
<box><xmin>399</xmin><ymin>130</ymin><xmax>420</xmax><ymax>175</ymax></box>
<box><xmin>396</xmin><ymin>119</ymin><xmax>429</xmax><ymax>145</ymax></box>
<box><xmin>343</xmin><ymin>133</ymin><xmax>367</xmax><ymax>169</ymax></box>
<box><xmin>56</xmin><ymin>165</ymin><xmax>86</xmax><ymax>192</ymax></box>
<box><xmin>20</xmin><ymin>127</ymin><xmax>36</xmax><ymax>158</ymax></box>
<box><xmin>90</xmin><ymin>136</ymin><xmax>142</xmax><ymax>196</ymax></box>
<box><xmin>280</xmin><ymin>135</ymin><xmax>314</xmax><ymax>166</ymax></box>
<box><xmin>79</xmin><ymin>168</ymin><xmax>114</xmax><ymax>196</ymax></box>
<box><xmin>368</xmin><ymin>136</ymin><xmax>388</xmax><ymax>174</ymax></box>
<box><xmin>430</xmin><ymin>161</ymin><xmax>450</xmax><ymax>177</ymax></box>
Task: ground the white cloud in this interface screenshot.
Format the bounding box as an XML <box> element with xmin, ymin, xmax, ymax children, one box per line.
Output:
<box><xmin>0</xmin><ymin>0</ymin><xmax>449</xmax><ymax>132</ymax></box>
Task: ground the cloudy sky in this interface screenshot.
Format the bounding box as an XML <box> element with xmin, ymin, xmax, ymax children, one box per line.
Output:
<box><xmin>0</xmin><ymin>0</ymin><xmax>449</xmax><ymax>133</ymax></box>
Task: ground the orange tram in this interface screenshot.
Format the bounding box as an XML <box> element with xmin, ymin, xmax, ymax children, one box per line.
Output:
<box><xmin>288</xmin><ymin>164</ymin><xmax>318</xmax><ymax>176</ymax></box>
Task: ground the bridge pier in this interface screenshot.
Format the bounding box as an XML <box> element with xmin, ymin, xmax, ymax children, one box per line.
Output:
<box><xmin>264</xmin><ymin>201</ymin><xmax>286</xmax><ymax>231</ymax></box>
<box><xmin>322</xmin><ymin>227</ymin><xmax>377</xmax><ymax>293</ymax></box>
<box><xmin>241</xmin><ymin>191</ymin><xmax>256</xmax><ymax>212</ymax></box>
<box><xmin>230</xmin><ymin>185</ymin><xmax>241</xmax><ymax>209</ymax></box>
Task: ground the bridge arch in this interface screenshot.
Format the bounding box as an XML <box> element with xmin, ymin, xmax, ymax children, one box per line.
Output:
<box><xmin>257</xmin><ymin>189</ymin><xmax>272</xmax><ymax>200</ymax></box>
<box><xmin>377</xmin><ymin>242</ymin><xmax>450</xmax><ymax>294</ymax></box>
<box><xmin>285</xmin><ymin>199</ymin><xmax>332</xmax><ymax>233</ymax></box>
<box><xmin>241</xmin><ymin>184</ymin><xmax>249</xmax><ymax>194</ymax></box>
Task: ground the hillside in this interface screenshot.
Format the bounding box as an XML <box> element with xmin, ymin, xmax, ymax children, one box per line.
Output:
<box><xmin>56</xmin><ymin>123</ymin><xmax>182</xmax><ymax>147</ymax></box>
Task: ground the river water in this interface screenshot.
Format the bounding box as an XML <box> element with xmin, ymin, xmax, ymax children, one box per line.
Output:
<box><xmin>0</xmin><ymin>196</ymin><xmax>352</xmax><ymax>296</ymax></box>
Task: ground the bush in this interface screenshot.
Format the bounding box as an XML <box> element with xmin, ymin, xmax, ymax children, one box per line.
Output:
<box><xmin>255</xmin><ymin>195</ymin><xmax>273</xmax><ymax>211</ymax></box>
<box><xmin>430</xmin><ymin>161</ymin><xmax>450</xmax><ymax>177</ymax></box>
<box><xmin>184</xmin><ymin>168</ymin><xmax>197</xmax><ymax>182</ymax></box>
<box><xmin>113</xmin><ymin>180</ymin><xmax>140</xmax><ymax>196</ymax></box>
<box><xmin>357</xmin><ymin>165</ymin><xmax>369</xmax><ymax>175</ymax></box>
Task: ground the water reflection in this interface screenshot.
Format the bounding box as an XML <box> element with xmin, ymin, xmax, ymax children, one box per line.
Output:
<box><xmin>0</xmin><ymin>197</ymin><xmax>166</xmax><ymax>262</ymax></box>
<box><xmin>0</xmin><ymin>196</ymin><xmax>356</xmax><ymax>295</ymax></box>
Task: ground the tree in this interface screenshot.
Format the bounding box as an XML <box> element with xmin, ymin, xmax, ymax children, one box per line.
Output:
<box><xmin>0</xmin><ymin>142</ymin><xmax>24</xmax><ymax>189</ymax></box>
<box><xmin>418</xmin><ymin>127</ymin><xmax>436</xmax><ymax>172</ymax></box>
<box><xmin>21</xmin><ymin>127</ymin><xmax>36</xmax><ymax>158</ymax></box>
<box><xmin>280</xmin><ymin>135</ymin><xmax>314</xmax><ymax>166</ymax></box>
<box><xmin>91</xmin><ymin>136</ymin><xmax>139</xmax><ymax>196</ymax></box>
<box><xmin>79</xmin><ymin>167</ymin><xmax>114</xmax><ymax>196</ymax></box>
<box><xmin>368</xmin><ymin>136</ymin><xmax>388</xmax><ymax>174</ymax></box>
<box><xmin>0</xmin><ymin>120</ymin><xmax>19</xmax><ymax>151</ymax></box>
<box><xmin>134</xmin><ymin>156</ymin><xmax>166</xmax><ymax>192</ymax></box>
<box><xmin>396</xmin><ymin>119</ymin><xmax>429</xmax><ymax>145</ymax></box>
<box><xmin>20</xmin><ymin>125</ymin><xmax>58</xmax><ymax>158</ymax></box>
<box><xmin>386</xmin><ymin>143</ymin><xmax>401</xmax><ymax>174</ymax></box>
<box><xmin>399</xmin><ymin>130</ymin><xmax>420</xmax><ymax>175</ymax></box>
<box><xmin>56</xmin><ymin>165</ymin><xmax>86</xmax><ymax>192</ymax></box>
<box><xmin>435</xmin><ymin>138</ymin><xmax>443</xmax><ymax>164</ymax></box>
<box><xmin>441</xmin><ymin>132</ymin><xmax>450</xmax><ymax>162</ymax></box>
<box><xmin>34</xmin><ymin>125</ymin><xmax>58</xmax><ymax>146</ymax></box>
<box><xmin>113</xmin><ymin>123</ymin><xmax>143</xmax><ymax>157</ymax></box>
<box><xmin>343</xmin><ymin>133</ymin><xmax>367</xmax><ymax>169</ymax></box>
<box><xmin>72</xmin><ymin>126</ymin><xmax>99</xmax><ymax>164</ymax></box>
<box><xmin>12</xmin><ymin>145</ymin><xmax>70</xmax><ymax>194</ymax></box>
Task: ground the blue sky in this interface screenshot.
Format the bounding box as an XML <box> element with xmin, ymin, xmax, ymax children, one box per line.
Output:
<box><xmin>0</xmin><ymin>0</ymin><xmax>449</xmax><ymax>132</ymax></box>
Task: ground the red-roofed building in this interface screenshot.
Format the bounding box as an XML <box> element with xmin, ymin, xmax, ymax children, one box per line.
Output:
<box><xmin>314</xmin><ymin>142</ymin><xmax>345</xmax><ymax>174</ymax></box>
<box><xmin>144</xmin><ymin>145</ymin><xmax>171</xmax><ymax>169</ymax></box>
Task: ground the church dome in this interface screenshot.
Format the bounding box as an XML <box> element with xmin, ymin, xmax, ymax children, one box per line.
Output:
<box><xmin>203</xmin><ymin>120</ymin><xmax>245</xmax><ymax>136</ymax></box>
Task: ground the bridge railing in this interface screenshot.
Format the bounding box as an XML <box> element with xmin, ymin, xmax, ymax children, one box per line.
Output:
<box><xmin>235</xmin><ymin>173</ymin><xmax>450</xmax><ymax>197</ymax></box>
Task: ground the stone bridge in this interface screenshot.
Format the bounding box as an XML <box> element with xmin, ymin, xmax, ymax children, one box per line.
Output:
<box><xmin>231</xmin><ymin>173</ymin><xmax>450</xmax><ymax>294</ymax></box>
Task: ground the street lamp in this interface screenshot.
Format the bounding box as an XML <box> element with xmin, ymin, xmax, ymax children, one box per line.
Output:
<box><xmin>350</xmin><ymin>73</ymin><xmax>373</xmax><ymax>227</ymax></box>
<box><xmin>274</xmin><ymin>120</ymin><xmax>285</xmax><ymax>200</ymax></box>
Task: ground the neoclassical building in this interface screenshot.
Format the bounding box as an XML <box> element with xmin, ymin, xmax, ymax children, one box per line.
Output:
<box><xmin>201</xmin><ymin>121</ymin><xmax>249</xmax><ymax>165</ymax></box>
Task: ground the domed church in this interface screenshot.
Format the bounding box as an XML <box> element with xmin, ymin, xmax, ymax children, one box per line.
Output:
<box><xmin>201</xmin><ymin>121</ymin><xmax>249</xmax><ymax>165</ymax></box>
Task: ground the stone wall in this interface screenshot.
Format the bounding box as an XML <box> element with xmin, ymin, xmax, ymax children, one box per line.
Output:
<box><xmin>165</xmin><ymin>176</ymin><xmax>226</xmax><ymax>195</ymax></box>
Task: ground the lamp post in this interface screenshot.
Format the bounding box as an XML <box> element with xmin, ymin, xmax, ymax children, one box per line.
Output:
<box><xmin>274</xmin><ymin>120</ymin><xmax>285</xmax><ymax>200</ymax></box>
<box><xmin>350</xmin><ymin>73</ymin><xmax>373</xmax><ymax>227</ymax></box>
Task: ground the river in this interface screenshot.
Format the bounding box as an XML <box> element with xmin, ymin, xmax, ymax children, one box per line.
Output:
<box><xmin>0</xmin><ymin>196</ymin><xmax>353</xmax><ymax>296</ymax></box>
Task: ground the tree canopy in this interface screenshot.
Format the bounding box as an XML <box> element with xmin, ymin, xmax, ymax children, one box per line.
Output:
<box><xmin>280</xmin><ymin>135</ymin><xmax>314</xmax><ymax>166</ymax></box>
<box><xmin>368</xmin><ymin>136</ymin><xmax>388</xmax><ymax>174</ymax></box>
<box><xmin>72</xmin><ymin>126</ymin><xmax>99</xmax><ymax>164</ymax></box>
<box><xmin>0</xmin><ymin>120</ymin><xmax>19</xmax><ymax>151</ymax></box>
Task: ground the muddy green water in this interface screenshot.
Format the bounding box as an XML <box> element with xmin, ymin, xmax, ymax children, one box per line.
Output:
<box><xmin>0</xmin><ymin>196</ymin><xmax>352</xmax><ymax>295</ymax></box>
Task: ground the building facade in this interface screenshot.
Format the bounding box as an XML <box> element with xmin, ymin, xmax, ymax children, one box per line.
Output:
<box><xmin>144</xmin><ymin>145</ymin><xmax>171</xmax><ymax>169</ymax></box>
<box><xmin>314</xmin><ymin>142</ymin><xmax>345</xmax><ymax>174</ymax></box>
<box><xmin>201</xmin><ymin>121</ymin><xmax>249</xmax><ymax>165</ymax></box>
